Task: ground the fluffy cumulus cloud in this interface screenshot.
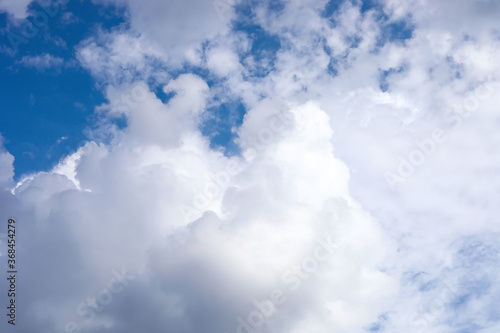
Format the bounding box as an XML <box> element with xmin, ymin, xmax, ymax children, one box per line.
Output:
<box><xmin>1</xmin><ymin>0</ymin><xmax>500</xmax><ymax>332</ymax></box>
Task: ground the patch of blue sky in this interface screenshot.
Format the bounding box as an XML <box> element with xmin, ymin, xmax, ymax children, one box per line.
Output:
<box><xmin>200</xmin><ymin>100</ymin><xmax>246</xmax><ymax>156</ymax></box>
<box><xmin>234</xmin><ymin>0</ymin><xmax>285</xmax><ymax>17</ymax></box>
<box><xmin>365</xmin><ymin>313</ymin><xmax>388</xmax><ymax>332</ymax></box>
<box><xmin>146</xmin><ymin>59</ymin><xmax>245</xmax><ymax>157</ymax></box>
<box><xmin>463</xmin><ymin>278</ymin><xmax>492</xmax><ymax>299</ymax></box>
<box><xmin>0</xmin><ymin>61</ymin><xmax>105</xmax><ymax>180</ymax></box>
<box><xmin>442</xmin><ymin>234</ymin><xmax>500</xmax><ymax>330</ymax></box>
<box><xmin>321</xmin><ymin>0</ymin><xmax>344</xmax><ymax>19</ymax></box>
<box><xmin>326</xmin><ymin>58</ymin><xmax>339</xmax><ymax>76</ymax></box>
<box><xmin>4</xmin><ymin>0</ymin><xmax>127</xmax><ymax>54</ymax></box>
<box><xmin>487</xmin><ymin>296</ymin><xmax>500</xmax><ymax>321</ymax></box>
<box><xmin>232</xmin><ymin>22</ymin><xmax>281</xmax><ymax>78</ymax></box>
<box><xmin>0</xmin><ymin>0</ymin><xmax>127</xmax><ymax>180</ymax></box>
<box><xmin>322</xmin><ymin>1</ymin><xmax>414</xmax><ymax>77</ymax></box>
<box><xmin>367</xmin><ymin>323</ymin><xmax>382</xmax><ymax>332</ymax></box>
<box><xmin>443</xmin><ymin>56</ymin><xmax>464</xmax><ymax>80</ymax></box>
<box><xmin>367</xmin><ymin>8</ymin><xmax>414</xmax><ymax>50</ymax></box>
<box><xmin>444</xmin><ymin>310</ymin><xmax>487</xmax><ymax>333</ymax></box>
<box><xmin>419</xmin><ymin>278</ymin><xmax>439</xmax><ymax>292</ymax></box>
<box><xmin>452</xmin><ymin>311</ymin><xmax>500</xmax><ymax>333</ymax></box>
<box><xmin>378</xmin><ymin>19</ymin><xmax>414</xmax><ymax>45</ymax></box>
<box><xmin>378</xmin><ymin>65</ymin><xmax>406</xmax><ymax>92</ymax></box>
<box><xmin>456</xmin><ymin>234</ymin><xmax>499</xmax><ymax>267</ymax></box>
<box><xmin>85</xmin><ymin>105</ymin><xmax>128</xmax><ymax>145</ymax></box>
<box><xmin>0</xmin><ymin>0</ymin><xmax>416</xmax><ymax>180</ymax></box>
<box><xmin>152</xmin><ymin>84</ymin><xmax>177</xmax><ymax>105</ymax></box>
<box><xmin>322</xmin><ymin>0</ymin><xmax>379</xmax><ymax>24</ymax></box>
<box><xmin>400</xmin><ymin>270</ymin><xmax>427</xmax><ymax>286</ymax></box>
<box><xmin>323</xmin><ymin>49</ymin><xmax>353</xmax><ymax>77</ymax></box>
<box><xmin>451</xmin><ymin>324</ymin><xmax>483</xmax><ymax>333</ymax></box>
<box><xmin>192</xmin><ymin>5</ymin><xmax>282</xmax><ymax>156</ymax></box>
<box><xmin>0</xmin><ymin>13</ymin><xmax>7</xmax><ymax>37</ymax></box>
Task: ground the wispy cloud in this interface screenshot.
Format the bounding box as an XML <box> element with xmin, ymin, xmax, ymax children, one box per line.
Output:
<box><xmin>18</xmin><ymin>53</ymin><xmax>64</xmax><ymax>71</ymax></box>
<box><xmin>1</xmin><ymin>0</ymin><xmax>500</xmax><ymax>332</ymax></box>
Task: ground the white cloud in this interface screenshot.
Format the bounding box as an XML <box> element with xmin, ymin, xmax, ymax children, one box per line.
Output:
<box><xmin>77</xmin><ymin>0</ymin><xmax>236</xmax><ymax>83</ymax></box>
<box><xmin>2</xmin><ymin>0</ymin><xmax>500</xmax><ymax>332</ymax></box>
<box><xmin>0</xmin><ymin>80</ymin><xmax>397</xmax><ymax>332</ymax></box>
<box><xmin>115</xmin><ymin>0</ymin><xmax>234</xmax><ymax>63</ymax></box>
<box><xmin>19</xmin><ymin>53</ymin><xmax>64</xmax><ymax>70</ymax></box>
<box><xmin>206</xmin><ymin>46</ymin><xmax>241</xmax><ymax>77</ymax></box>
<box><xmin>0</xmin><ymin>136</ymin><xmax>14</xmax><ymax>188</ymax></box>
<box><xmin>0</xmin><ymin>0</ymin><xmax>32</xmax><ymax>19</ymax></box>
<box><xmin>76</xmin><ymin>32</ymin><xmax>169</xmax><ymax>85</ymax></box>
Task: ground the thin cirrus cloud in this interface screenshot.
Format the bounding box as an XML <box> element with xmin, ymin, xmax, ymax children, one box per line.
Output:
<box><xmin>0</xmin><ymin>0</ymin><xmax>499</xmax><ymax>333</ymax></box>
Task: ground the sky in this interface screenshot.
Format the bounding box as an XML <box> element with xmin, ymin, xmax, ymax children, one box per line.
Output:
<box><xmin>0</xmin><ymin>0</ymin><xmax>499</xmax><ymax>332</ymax></box>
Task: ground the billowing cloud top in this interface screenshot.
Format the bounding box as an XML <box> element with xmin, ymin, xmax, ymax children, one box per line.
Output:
<box><xmin>0</xmin><ymin>0</ymin><xmax>500</xmax><ymax>333</ymax></box>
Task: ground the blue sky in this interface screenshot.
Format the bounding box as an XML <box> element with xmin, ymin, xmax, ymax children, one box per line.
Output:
<box><xmin>1</xmin><ymin>0</ymin><xmax>415</xmax><ymax>180</ymax></box>
<box><xmin>1</xmin><ymin>1</ymin><xmax>500</xmax><ymax>333</ymax></box>
<box><xmin>0</xmin><ymin>0</ymin><xmax>126</xmax><ymax>179</ymax></box>
<box><xmin>0</xmin><ymin>0</ymin><xmax>261</xmax><ymax>178</ymax></box>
